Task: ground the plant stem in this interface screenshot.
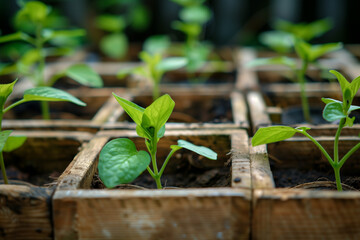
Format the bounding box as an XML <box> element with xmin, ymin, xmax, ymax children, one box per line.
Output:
<box><xmin>149</xmin><ymin>130</ymin><xmax>162</xmax><ymax>189</ymax></box>
<box><xmin>0</xmin><ymin>152</ymin><xmax>8</xmax><ymax>184</ymax></box>
<box><xmin>159</xmin><ymin>148</ymin><xmax>178</xmax><ymax>177</ymax></box>
<box><xmin>334</xmin><ymin>118</ymin><xmax>345</xmax><ymax>164</ymax></box>
<box><xmin>339</xmin><ymin>142</ymin><xmax>360</xmax><ymax>169</ymax></box>
<box><xmin>334</xmin><ymin>166</ymin><xmax>342</xmax><ymax>191</ymax></box>
<box><xmin>41</xmin><ymin>101</ymin><xmax>50</xmax><ymax>120</ymax></box>
<box><xmin>298</xmin><ymin>59</ymin><xmax>311</xmax><ymax>123</ymax></box>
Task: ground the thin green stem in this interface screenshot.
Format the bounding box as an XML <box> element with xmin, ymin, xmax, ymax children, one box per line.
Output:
<box><xmin>3</xmin><ymin>99</ymin><xmax>27</xmax><ymax>114</ymax></box>
<box><xmin>0</xmin><ymin>152</ymin><xmax>8</xmax><ymax>184</ymax></box>
<box><xmin>148</xmin><ymin>129</ymin><xmax>162</xmax><ymax>189</ymax></box>
<box><xmin>334</xmin><ymin>167</ymin><xmax>343</xmax><ymax>191</ymax></box>
<box><xmin>41</xmin><ymin>101</ymin><xmax>50</xmax><ymax>120</ymax></box>
<box><xmin>298</xmin><ymin>59</ymin><xmax>311</xmax><ymax>123</ymax></box>
<box><xmin>159</xmin><ymin>148</ymin><xmax>179</xmax><ymax>178</ymax></box>
<box><xmin>146</xmin><ymin>166</ymin><xmax>155</xmax><ymax>178</ymax></box>
<box><xmin>339</xmin><ymin>142</ymin><xmax>360</xmax><ymax>169</ymax></box>
<box><xmin>334</xmin><ymin>118</ymin><xmax>346</xmax><ymax>164</ymax></box>
<box><xmin>299</xmin><ymin>130</ymin><xmax>334</xmax><ymax>166</ymax></box>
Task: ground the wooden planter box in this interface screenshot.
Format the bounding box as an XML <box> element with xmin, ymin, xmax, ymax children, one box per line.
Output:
<box><xmin>250</xmin><ymin>136</ymin><xmax>360</xmax><ymax>239</ymax></box>
<box><xmin>0</xmin><ymin>130</ymin><xmax>92</xmax><ymax>240</ymax></box>
<box><xmin>103</xmin><ymin>86</ymin><xmax>249</xmax><ymax>131</ymax></box>
<box><xmin>53</xmin><ymin>128</ymin><xmax>251</xmax><ymax>240</ymax></box>
<box><xmin>3</xmin><ymin>87</ymin><xmax>128</xmax><ymax>133</ymax></box>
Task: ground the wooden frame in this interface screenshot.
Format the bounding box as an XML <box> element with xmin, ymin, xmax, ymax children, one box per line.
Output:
<box><xmin>53</xmin><ymin>129</ymin><xmax>251</xmax><ymax>240</ymax></box>
<box><xmin>0</xmin><ymin>130</ymin><xmax>93</xmax><ymax>240</ymax></box>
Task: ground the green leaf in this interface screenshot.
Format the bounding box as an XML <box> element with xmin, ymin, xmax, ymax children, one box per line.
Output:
<box><xmin>43</xmin><ymin>29</ymin><xmax>86</xmax><ymax>42</ymax></box>
<box><xmin>172</xmin><ymin>21</ymin><xmax>201</xmax><ymax>38</ymax></box>
<box><xmin>113</xmin><ymin>93</ymin><xmax>145</xmax><ymax>125</ymax></box>
<box><xmin>0</xmin><ymin>32</ymin><xmax>32</xmax><ymax>44</ymax></box>
<box><xmin>100</xmin><ymin>33</ymin><xmax>128</xmax><ymax>59</ymax></box>
<box><xmin>308</xmin><ymin>42</ymin><xmax>342</xmax><ymax>62</ymax></box>
<box><xmin>349</xmin><ymin>75</ymin><xmax>360</xmax><ymax>98</ymax></box>
<box><xmin>179</xmin><ymin>5</ymin><xmax>211</xmax><ymax>24</ymax></box>
<box><xmin>0</xmin><ymin>130</ymin><xmax>12</xmax><ymax>153</ymax></box>
<box><xmin>349</xmin><ymin>105</ymin><xmax>360</xmax><ymax>113</ymax></box>
<box><xmin>323</xmin><ymin>102</ymin><xmax>346</xmax><ymax>122</ymax></box>
<box><xmin>157</xmin><ymin>57</ymin><xmax>187</xmax><ymax>72</ymax></box>
<box><xmin>141</xmin><ymin>94</ymin><xmax>175</xmax><ymax>134</ymax></box>
<box><xmin>16</xmin><ymin>1</ymin><xmax>49</xmax><ymax>24</ymax></box>
<box><xmin>3</xmin><ymin>136</ymin><xmax>27</xmax><ymax>152</ymax></box>
<box><xmin>64</xmin><ymin>64</ymin><xmax>103</xmax><ymax>88</ymax></box>
<box><xmin>321</xmin><ymin>97</ymin><xmax>341</xmax><ymax>105</ymax></box>
<box><xmin>259</xmin><ymin>31</ymin><xmax>294</xmax><ymax>53</ymax></box>
<box><xmin>23</xmin><ymin>87</ymin><xmax>86</xmax><ymax>106</ymax></box>
<box><xmin>246</xmin><ymin>56</ymin><xmax>296</xmax><ymax>69</ymax></box>
<box><xmin>143</xmin><ymin>35</ymin><xmax>171</xmax><ymax>55</ymax></box>
<box><xmin>98</xmin><ymin>138</ymin><xmax>151</xmax><ymax>188</ymax></box>
<box><xmin>252</xmin><ymin>126</ymin><xmax>297</xmax><ymax>146</ymax></box>
<box><xmin>0</xmin><ymin>80</ymin><xmax>17</xmax><ymax>110</ymax></box>
<box><xmin>345</xmin><ymin>116</ymin><xmax>355</xmax><ymax>127</ymax></box>
<box><xmin>330</xmin><ymin>70</ymin><xmax>350</xmax><ymax>97</ymax></box>
<box><xmin>177</xmin><ymin>139</ymin><xmax>217</xmax><ymax>160</ymax></box>
<box><xmin>129</xmin><ymin>5</ymin><xmax>150</xmax><ymax>31</ymax></box>
<box><xmin>96</xmin><ymin>15</ymin><xmax>126</xmax><ymax>32</ymax></box>
<box><xmin>294</xmin><ymin>39</ymin><xmax>311</xmax><ymax>61</ymax></box>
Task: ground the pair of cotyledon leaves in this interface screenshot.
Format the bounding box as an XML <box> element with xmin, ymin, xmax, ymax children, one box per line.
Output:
<box><xmin>252</xmin><ymin>70</ymin><xmax>360</xmax><ymax>146</ymax></box>
<box><xmin>98</xmin><ymin>94</ymin><xmax>217</xmax><ymax>188</ymax></box>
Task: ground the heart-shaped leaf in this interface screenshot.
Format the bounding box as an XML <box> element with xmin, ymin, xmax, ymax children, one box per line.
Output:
<box><xmin>0</xmin><ymin>130</ymin><xmax>12</xmax><ymax>153</ymax></box>
<box><xmin>252</xmin><ymin>126</ymin><xmax>297</xmax><ymax>146</ymax></box>
<box><xmin>65</xmin><ymin>64</ymin><xmax>103</xmax><ymax>88</ymax></box>
<box><xmin>23</xmin><ymin>87</ymin><xmax>86</xmax><ymax>106</ymax></box>
<box><xmin>323</xmin><ymin>102</ymin><xmax>346</xmax><ymax>122</ymax></box>
<box><xmin>98</xmin><ymin>138</ymin><xmax>151</xmax><ymax>188</ymax></box>
<box><xmin>177</xmin><ymin>139</ymin><xmax>217</xmax><ymax>160</ymax></box>
<box><xmin>3</xmin><ymin>136</ymin><xmax>27</xmax><ymax>152</ymax></box>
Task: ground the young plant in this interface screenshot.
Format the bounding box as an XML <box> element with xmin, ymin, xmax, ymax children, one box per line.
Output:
<box><xmin>118</xmin><ymin>51</ymin><xmax>187</xmax><ymax>100</ymax></box>
<box><xmin>0</xmin><ymin>1</ymin><xmax>103</xmax><ymax>119</ymax></box>
<box><xmin>248</xmin><ymin>21</ymin><xmax>342</xmax><ymax>123</ymax></box>
<box><xmin>98</xmin><ymin>94</ymin><xmax>217</xmax><ymax>189</ymax></box>
<box><xmin>252</xmin><ymin>70</ymin><xmax>360</xmax><ymax>191</ymax></box>
<box><xmin>0</xmin><ymin>80</ymin><xmax>86</xmax><ymax>184</ymax></box>
<box><xmin>95</xmin><ymin>0</ymin><xmax>151</xmax><ymax>59</ymax></box>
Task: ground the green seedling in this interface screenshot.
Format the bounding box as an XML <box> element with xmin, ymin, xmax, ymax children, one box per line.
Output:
<box><xmin>0</xmin><ymin>1</ymin><xmax>103</xmax><ymax>119</ymax></box>
<box><xmin>98</xmin><ymin>94</ymin><xmax>217</xmax><ymax>189</ymax></box>
<box><xmin>0</xmin><ymin>80</ymin><xmax>86</xmax><ymax>184</ymax></box>
<box><xmin>248</xmin><ymin>18</ymin><xmax>342</xmax><ymax>123</ymax></box>
<box><xmin>95</xmin><ymin>0</ymin><xmax>150</xmax><ymax>59</ymax></box>
<box><xmin>118</xmin><ymin>51</ymin><xmax>187</xmax><ymax>100</ymax></box>
<box><xmin>252</xmin><ymin>70</ymin><xmax>360</xmax><ymax>191</ymax></box>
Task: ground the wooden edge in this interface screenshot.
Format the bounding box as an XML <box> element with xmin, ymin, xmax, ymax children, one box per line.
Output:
<box><xmin>249</xmin><ymin>143</ymin><xmax>275</xmax><ymax>189</ymax></box>
<box><xmin>92</xmin><ymin>95</ymin><xmax>124</xmax><ymax>124</ymax></box>
<box><xmin>263</xmin><ymin>82</ymin><xmax>340</xmax><ymax>93</ymax></box>
<box><xmin>231</xmin><ymin>91</ymin><xmax>249</xmax><ymax>130</ymax></box>
<box><xmin>246</xmin><ymin>91</ymin><xmax>271</xmax><ymax>133</ymax></box>
<box><xmin>231</xmin><ymin>130</ymin><xmax>251</xmax><ymax>189</ymax></box>
<box><xmin>10</xmin><ymin>130</ymin><xmax>94</xmax><ymax>141</ymax></box>
<box><xmin>56</xmin><ymin>136</ymin><xmax>110</xmax><ymax>190</ymax></box>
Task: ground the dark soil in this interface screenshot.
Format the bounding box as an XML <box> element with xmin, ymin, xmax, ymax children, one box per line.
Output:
<box><xmin>281</xmin><ymin>106</ymin><xmax>328</xmax><ymax>125</ymax></box>
<box><xmin>163</xmin><ymin>71</ymin><xmax>236</xmax><ymax>85</ymax></box>
<box><xmin>92</xmin><ymin>152</ymin><xmax>231</xmax><ymax>189</ymax></box>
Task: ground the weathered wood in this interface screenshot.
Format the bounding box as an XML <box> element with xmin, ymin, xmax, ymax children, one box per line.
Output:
<box><xmin>251</xmin><ymin>137</ymin><xmax>360</xmax><ymax>239</ymax></box>
<box><xmin>0</xmin><ymin>131</ymin><xmax>92</xmax><ymax>240</ymax></box>
<box><xmin>53</xmin><ymin>129</ymin><xmax>251</xmax><ymax>240</ymax></box>
<box><xmin>250</xmin><ymin>145</ymin><xmax>275</xmax><ymax>189</ymax></box>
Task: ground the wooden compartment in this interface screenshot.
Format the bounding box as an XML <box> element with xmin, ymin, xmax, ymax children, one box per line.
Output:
<box><xmin>104</xmin><ymin>86</ymin><xmax>249</xmax><ymax>131</ymax></box>
<box><xmin>0</xmin><ymin>130</ymin><xmax>92</xmax><ymax>240</ymax></box>
<box><xmin>53</xmin><ymin>129</ymin><xmax>251</xmax><ymax>240</ymax></box>
<box><xmin>250</xmin><ymin>136</ymin><xmax>360</xmax><ymax>240</ymax></box>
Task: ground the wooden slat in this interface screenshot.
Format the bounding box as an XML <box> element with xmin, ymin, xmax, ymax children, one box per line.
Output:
<box><xmin>250</xmin><ymin>144</ymin><xmax>275</xmax><ymax>189</ymax></box>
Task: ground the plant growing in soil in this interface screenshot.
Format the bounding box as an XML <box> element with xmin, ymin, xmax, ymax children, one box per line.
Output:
<box><xmin>0</xmin><ymin>1</ymin><xmax>103</xmax><ymax>119</ymax></box>
<box><xmin>118</xmin><ymin>51</ymin><xmax>187</xmax><ymax>100</ymax></box>
<box><xmin>252</xmin><ymin>70</ymin><xmax>360</xmax><ymax>191</ymax></box>
<box><xmin>0</xmin><ymin>80</ymin><xmax>86</xmax><ymax>184</ymax></box>
<box><xmin>98</xmin><ymin>94</ymin><xmax>217</xmax><ymax>189</ymax></box>
<box><xmin>248</xmin><ymin>19</ymin><xmax>342</xmax><ymax>123</ymax></box>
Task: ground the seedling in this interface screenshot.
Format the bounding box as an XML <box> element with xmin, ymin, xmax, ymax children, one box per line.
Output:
<box><xmin>0</xmin><ymin>1</ymin><xmax>103</xmax><ymax>119</ymax></box>
<box><xmin>95</xmin><ymin>0</ymin><xmax>150</xmax><ymax>59</ymax></box>
<box><xmin>0</xmin><ymin>80</ymin><xmax>86</xmax><ymax>184</ymax></box>
<box><xmin>118</xmin><ymin>51</ymin><xmax>187</xmax><ymax>100</ymax></box>
<box><xmin>252</xmin><ymin>70</ymin><xmax>360</xmax><ymax>191</ymax></box>
<box><xmin>248</xmin><ymin>18</ymin><xmax>342</xmax><ymax>123</ymax></box>
<box><xmin>98</xmin><ymin>94</ymin><xmax>217</xmax><ymax>189</ymax></box>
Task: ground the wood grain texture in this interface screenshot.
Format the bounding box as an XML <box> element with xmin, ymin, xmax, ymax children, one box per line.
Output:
<box><xmin>53</xmin><ymin>129</ymin><xmax>251</xmax><ymax>240</ymax></box>
<box><xmin>250</xmin><ymin>145</ymin><xmax>275</xmax><ymax>189</ymax></box>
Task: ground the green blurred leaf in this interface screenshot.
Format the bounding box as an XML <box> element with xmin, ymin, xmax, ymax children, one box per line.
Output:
<box><xmin>157</xmin><ymin>57</ymin><xmax>187</xmax><ymax>72</ymax></box>
<box><xmin>65</xmin><ymin>64</ymin><xmax>103</xmax><ymax>88</ymax></box>
<box><xmin>96</xmin><ymin>15</ymin><xmax>126</xmax><ymax>32</ymax></box>
<box><xmin>143</xmin><ymin>35</ymin><xmax>171</xmax><ymax>55</ymax></box>
<box><xmin>0</xmin><ymin>32</ymin><xmax>33</xmax><ymax>44</ymax></box>
<box><xmin>129</xmin><ymin>5</ymin><xmax>150</xmax><ymax>31</ymax></box>
<box><xmin>246</xmin><ymin>56</ymin><xmax>296</xmax><ymax>69</ymax></box>
<box><xmin>98</xmin><ymin>138</ymin><xmax>151</xmax><ymax>188</ymax></box>
<box><xmin>23</xmin><ymin>87</ymin><xmax>86</xmax><ymax>106</ymax></box>
<box><xmin>252</xmin><ymin>126</ymin><xmax>297</xmax><ymax>146</ymax></box>
<box><xmin>307</xmin><ymin>42</ymin><xmax>342</xmax><ymax>62</ymax></box>
<box><xmin>323</xmin><ymin>102</ymin><xmax>346</xmax><ymax>122</ymax></box>
<box><xmin>179</xmin><ymin>5</ymin><xmax>211</xmax><ymax>24</ymax></box>
<box><xmin>43</xmin><ymin>29</ymin><xmax>86</xmax><ymax>42</ymax></box>
<box><xmin>177</xmin><ymin>139</ymin><xmax>217</xmax><ymax>160</ymax></box>
<box><xmin>0</xmin><ymin>130</ymin><xmax>12</xmax><ymax>153</ymax></box>
<box><xmin>259</xmin><ymin>31</ymin><xmax>294</xmax><ymax>53</ymax></box>
<box><xmin>3</xmin><ymin>135</ymin><xmax>27</xmax><ymax>152</ymax></box>
<box><xmin>100</xmin><ymin>33</ymin><xmax>128</xmax><ymax>59</ymax></box>
<box><xmin>16</xmin><ymin>1</ymin><xmax>49</xmax><ymax>24</ymax></box>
